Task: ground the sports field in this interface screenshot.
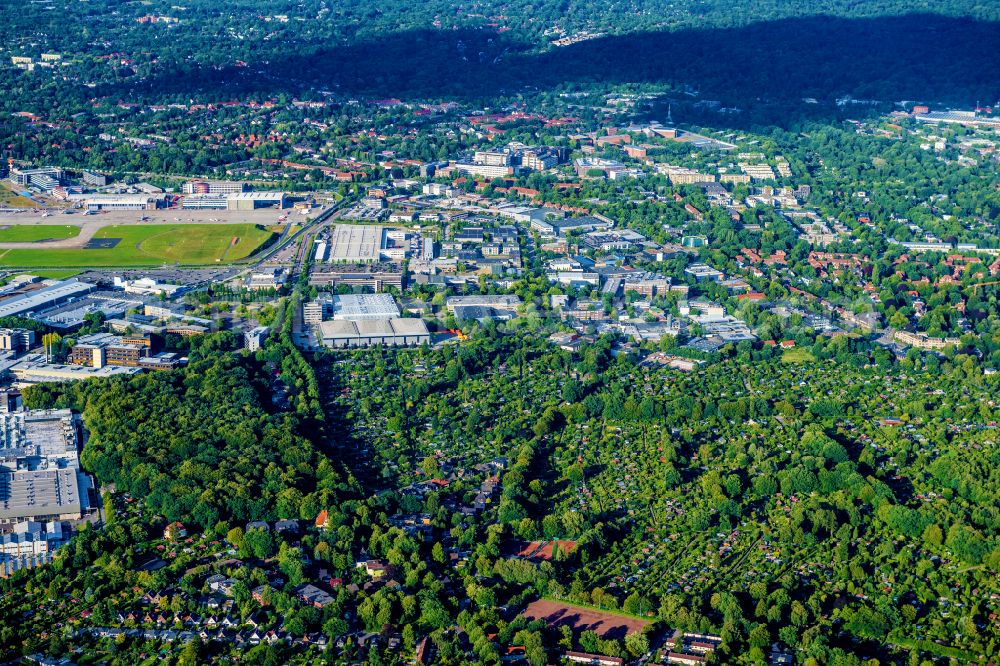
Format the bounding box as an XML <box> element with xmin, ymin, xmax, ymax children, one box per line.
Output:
<box><xmin>0</xmin><ymin>223</ymin><xmax>275</xmax><ymax>268</ymax></box>
<box><xmin>0</xmin><ymin>225</ymin><xmax>80</xmax><ymax>242</ymax></box>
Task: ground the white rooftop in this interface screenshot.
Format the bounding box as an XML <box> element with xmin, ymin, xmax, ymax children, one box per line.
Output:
<box><xmin>330</xmin><ymin>293</ymin><xmax>401</xmax><ymax>320</ymax></box>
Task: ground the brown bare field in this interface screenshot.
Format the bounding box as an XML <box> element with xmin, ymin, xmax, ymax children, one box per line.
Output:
<box><xmin>522</xmin><ymin>599</ymin><xmax>650</xmax><ymax>640</ymax></box>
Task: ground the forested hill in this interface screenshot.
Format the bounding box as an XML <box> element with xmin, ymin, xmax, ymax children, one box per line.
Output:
<box><xmin>22</xmin><ymin>335</ymin><xmax>359</xmax><ymax>530</ymax></box>
<box><xmin>0</xmin><ymin>0</ymin><xmax>997</xmax><ymax>106</ymax></box>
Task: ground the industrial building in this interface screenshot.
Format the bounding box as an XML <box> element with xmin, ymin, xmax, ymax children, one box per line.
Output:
<box><xmin>0</xmin><ymin>410</ymin><xmax>93</xmax><ymax>525</ymax></box>
<box><xmin>31</xmin><ymin>291</ymin><xmax>142</xmax><ymax>330</ymax></box>
<box><xmin>318</xmin><ymin>318</ymin><xmax>430</xmax><ymax>348</ymax></box>
<box><xmin>84</xmin><ymin>194</ymin><xmax>164</xmax><ymax>211</ymax></box>
<box><xmin>330</xmin><ymin>294</ymin><xmax>401</xmax><ymax>320</ymax></box>
<box><xmin>180</xmin><ymin>192</ymin><xmax>288</xmax><ymax>210</ymax></box>
<box><xmin>325</xmin><ymin>225</ymin><xmax>408</xmax><ymax>263</ymax></box>
<box><xmin>226</xmin><ymin>192</ymin><xmax>288</xmax><ymax>210</ymax></box>
<box><xmin>451</xmin><ymin>305</ymin><xmax>518</xmax><ymax>322</ymax></box>
<box><xmin>112</xmin><ymin>276</ymin><xmax>187</xmax><ymax>297</ymax></box>
<box><xmin>0</xmin><ymin>280</ymin><xmax>96</xmax><ymax>320</ymax></box>
<box><xmin>304</xmin><ymin>293</ymin><xmax>401</xmax><ymax>326</ymax></box>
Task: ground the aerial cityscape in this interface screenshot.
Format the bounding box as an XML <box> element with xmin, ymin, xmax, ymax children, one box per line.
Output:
<box><xmin>0</xmin><ymin>0</ymin><xmax>997</xmax><ymax>664</ymax></box>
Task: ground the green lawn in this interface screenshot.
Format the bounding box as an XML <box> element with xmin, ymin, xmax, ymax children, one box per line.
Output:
<box><xmin>0</xmin><ymin>224</ymin><xmax>275</xmax><ymax>268</ymax></box>
<box><xmin>781</xmin><ymin>347</ymin><xmax>817</xmax><ymax>363</ymax></box>
<box><xmin>14</xmin><ymin>269</ymin><xmax>81</xmax><ymax>280</ymax></box>
<box><xmin>0</xmin><ymin>225</ymin><xmax>80</xmax><ymax>242</ymax></box>
<box><xmin>0</xmin><ymin>183</ymin><xmax>38</xmax><ymax>209</ymax></box>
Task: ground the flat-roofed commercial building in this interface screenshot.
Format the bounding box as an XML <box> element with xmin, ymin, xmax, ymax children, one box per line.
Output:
<box><xmin>0</xmin><ymin>520</ymin><xmax>70</xmax><ymax>577</ymax></box>
<box><xmin>244</xmin><ymin>326</ymin><xmax>270</xmax><ymax>352</ymax></box>
<box><xmin>309</xmin><ymin>264</ymin><xmax>404</xmax><ymax>291</ymax></box>
<box><xmin>9</xmin><ymin>354</ymin><xmax>142</xmax><ymax>385</ymax></box>
<box><xmin>0</xmin><ymin>329</ymin><xmax>35</xmax><ymax>353</ymax></box>
<box><xmin>182</xmin><ymin>180</ymin><xmax>249</xmax><ymax>195</ymax></box>
<box><xmin>446</xmin><ymin>295</ymin><xmax>522</xmax><ymax>313</ymax></box>
<box><xmin>330</xmin><ymin>293</ymin><xmax>401</xmax><ymax>320</ymax></box>
<box><xmin>180</xmin><ymin>193</ymin><xmax>229</xmax><ymax>210</ymax></box>
<box><xmin>0</xmin><ymin>280</ymin><xmax>95</xmax><ymax>319</ymax></box>
<box><xmin>180</xmin><ymin>191</ymin><xmax>287</xmax><ymax>210</ymax></box>
<box><xmin>85</xmin><ymin>194</ymin><xmax>163</xmax><ymax>211</ymax></box>
<box><xmin>326</xmin><ymin>225</ymin><xmax>401</xmax><ymax>263</ymax></box>
<box><xmin>226</xmin><ymin>192</ymin><xmax>288</xmax><ymax>210</ymax></box>
<box><xmin>318</xmin><ymin>318</ymin><xmax>430</xmax><ymax>348</ymax></box>
<box><xmin>82</xmin><ymin>171</ymin><xmax>108</xmax><ymax>187</ymax></box>
<box><xmin>0</xmin><ymin>410</ymin><xmax>94</xmax><ymax>525</ymax></box>
<box><xmin>66</xmin><ymin>333</ymin><xmax>149</xmax><ymax>368</ymax></box>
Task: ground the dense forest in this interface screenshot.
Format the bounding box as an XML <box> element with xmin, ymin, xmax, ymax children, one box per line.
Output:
<box><xmin>1</xmin><ymin>0</ymin><xmax>997</xmax><ymax>107</ymax></box>
<box><xmin>3</xmin><ymin>322</ymin><xmax>996</xmax><ymax>664</ymax></box>
<box><xmin>22</xmin><ymin>327</ymin><xmax>358</xmax><ymax>528</ymax></box>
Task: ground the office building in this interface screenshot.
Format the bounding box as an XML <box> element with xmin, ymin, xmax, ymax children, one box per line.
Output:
<box><xmin>473</xmin><ymin>150</ymin><xmax>512</xmax><ymax>167</ymax></box>
<box><xmin>182</xmin><ymin>180</ymin><xmax>249</xmax><ymax>195</ymax></box>
<box><xmin>9</xmin><ymin>167</ymin><xmax>64</xmax><ymax>189</ymax></box>
<box><xmin>67</xmin><ymin>333</ymin><xmax>150</xmax><ymax>368</ymax></box>
<box><xmin>244</xmin><ymin>327</ymin><xmax>270</xmax><ymax>352</ymax></box>
<box><xmin>453</xmin><ymin>163</ymin><xmax>516</xmax><ymax>179</ymax></box>
<box><xmin>81</xmin><ymin>171</ymin><xmax>108</xmax><ymax>187</ymax></box>
<box><xmin>530</xmin><ymin>215</ymin><xmax>612</xmax><ymax>237</ymax></box>
<box><xmin>0</xmin><ymin>520</ymin><xmax>71</xmax><ymax>577</ymax></box>
<box><xmin>0</xmin><ymin>329</ymin><xmax>35</xmax><ymax>353</ymax></box>
<box><xmin>180</xmin><ymin>194</ymin><xmax>229</xmax><ymax>210</ymax></box>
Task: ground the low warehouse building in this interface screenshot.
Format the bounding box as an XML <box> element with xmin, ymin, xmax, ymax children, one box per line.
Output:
<box><xmin>319</xmin><ymin>318</ymin><xmax>430</xmax><ymax>348</ymax></box>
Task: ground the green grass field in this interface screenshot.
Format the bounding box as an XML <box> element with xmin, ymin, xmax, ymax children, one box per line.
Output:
<box><xmin>0</xmin><ymin>224</ymin><xmax>275</xmax><ymax>268</ymax></box>
<box><xmin>781</xmin><ymin>347</ymin><xmax>817</xmax><ymax>363</ymax></box>
<box><xmin>24</xmin><ymin>269</ymin><xmax>82</xmax><ymax>279</ymax></box>
<box><xmin>0</xmin><ymin>184</ymin><xmax>39</xmax><ymax>209</ymax></box>
<box><xmin>0</xmin><ymin>225</ymin><xmax>80</xmax><ymax>242</ymax></box>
